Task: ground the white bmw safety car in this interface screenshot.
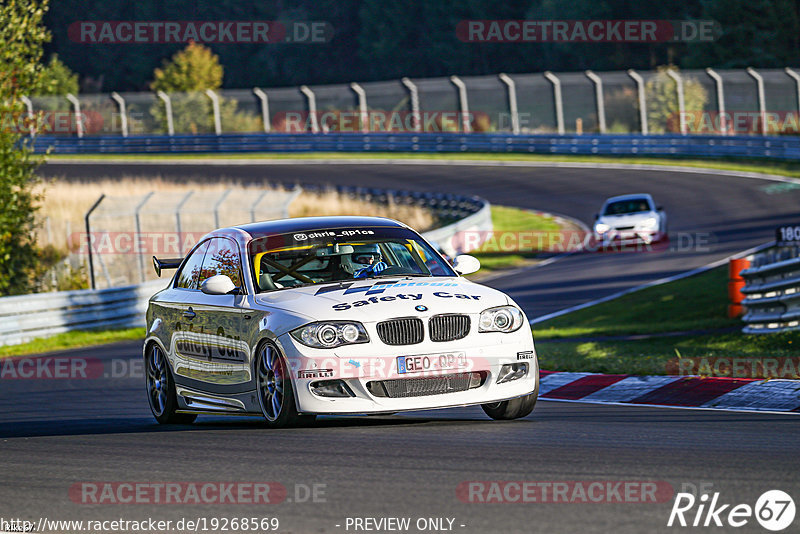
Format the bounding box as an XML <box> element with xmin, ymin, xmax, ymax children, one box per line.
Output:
<box><xmin>592</xmin><ymin>193</ymin><xmax>667</xmax><ymax>245</ymax></box>
<box><xmin>144</xmin><ymin>216</ymin><xmax>539</xmax><ymax>428</ymax></box>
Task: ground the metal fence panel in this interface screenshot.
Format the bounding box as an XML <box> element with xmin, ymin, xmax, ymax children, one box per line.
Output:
<box><xmin>217</xmin><ymin>89</ymin><xmax>264</xmax><ymax>133</ymax></box>
<box><xmin>119</xmin><ymin>91</ymin><xmax>163</xmax><ymax>135</ymax></box>
<box><xmin>265</xmin><ymin>86</ymin><xmax>308</xmax><ymax>132</ymax></box>
<box><xmin>599</xmin><ymin>70</ymin><xmax>640</xmax><ymax>134</ymax></box>
<box><xmin>559</xmin><ymin>71</ymin><xmax>598</xmax><ymax>133</ymax></box>
<box><xmin>26</xmin><ymin>68</ymin><xmax>800</xmax><ymax>137</ymax></box>
<box><xmin>413</xmin><ymin>77</ymin><xmax>461</xmax><ymax>132</ymax></box>
<box><xmin>461</xmin><ymin>74</ymin><xmax>510</xmax><ymax>132</ymax></box>
<box><xmin>509</xmin><ymin>73</ymin><xmax>557</xmax><ymax>133</ymax></box>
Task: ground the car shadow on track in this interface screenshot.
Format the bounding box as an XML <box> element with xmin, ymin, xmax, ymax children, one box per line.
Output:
<box><xmin>0</xmin><ymin>413</ymin><xmax>506</xmax><ymax>439</ymax></box>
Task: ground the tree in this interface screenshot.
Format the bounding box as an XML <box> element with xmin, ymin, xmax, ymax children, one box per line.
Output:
<box><xmin>151</xmin><ymin>41</ymin><xmax>223</xmax><ymax>93</ymax></box>
<box><xmin>683</xmin><ymin>0</ymin><xmax>800</xmax><ymax>68</ymax></box>
<box><xmin>33</xmin><ymin>53</ymin><xmax>79</xmax><ymax>95</ymax></box>
<box><xmin>150</xmin><ymin>41</ymin><xmax>260</xmax><ymax>134</ymax></box>
<box><xmin>646</xmin><ymin>66</ymin><xmax>708</xmax><ymax>134</ymax></box>
<box><xmin>0</xmin><ymin>0</ymin><xmax>50</xmax><ymax>295</ymax></box>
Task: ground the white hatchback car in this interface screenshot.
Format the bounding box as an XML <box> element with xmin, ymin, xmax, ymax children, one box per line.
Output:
<box><xmin>592</xmin><ymin>193</ymin><xmax>667</xmax><ymax>245</ymax></box>
<box><xmin>144</xmin><ymin>216</ymin><xmax>539</xmax><ymax>428</ymax></box>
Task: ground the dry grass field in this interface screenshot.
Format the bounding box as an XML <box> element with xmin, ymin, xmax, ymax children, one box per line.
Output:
<box><xmin>34</xmin><ymin>177</ymin><xmax>435</xmax><ymax>253</ymax></box>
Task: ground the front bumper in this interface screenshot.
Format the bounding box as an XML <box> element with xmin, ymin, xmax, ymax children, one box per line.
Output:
<box><xmin>592</xmin><ymin>229</ymin><xmax>665</xmax><ymax>247</ymax></box>
<box><xmin>278</xmin><ymin>330</ymin><xmax>538</xmax><ymax>415</ymax></box>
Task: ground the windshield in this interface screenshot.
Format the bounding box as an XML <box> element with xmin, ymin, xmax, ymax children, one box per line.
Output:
<box><xmin>603</xmin><ymin>199</ymin><xmax>651</xmax><ymax>216</ymax></box>
<box><xmin>248</xmin><ymin>226</ymin><xmax>456</xmax><ymax>292</ymax></box>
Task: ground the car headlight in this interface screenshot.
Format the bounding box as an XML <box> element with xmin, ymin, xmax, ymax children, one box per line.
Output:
<box><xmin>638</xmin><ymin>217</ymin><xmax>658</xmax><ymax>229</ymax></box>
<box><xmin>478</xmin><ymin>306</ymin><xmax>524</xmax><ymax>333</ymax></box>
<box><xmin>594</xmin><ymin>223</ymin><xmax>610</xmax><ymax>234</ymax></box>
<box><xmin>291</xmin><ymin>321</ymin><xmax>369</xmax><ymax>348</ymax></box>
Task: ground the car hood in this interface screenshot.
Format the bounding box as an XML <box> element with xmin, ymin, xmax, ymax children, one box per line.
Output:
<box><xmin>597</xmin><ymin>211</ymin><xmax>656</xmax><ymax>227</ymax></box>
<box><xmin>253</xmin><ymin>276</ymin><xmax>512</xmax><ymax>322</ymax></box>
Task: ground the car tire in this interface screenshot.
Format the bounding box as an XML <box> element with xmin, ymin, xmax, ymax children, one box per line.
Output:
<box><xmin>256</xmin><ymin>341</ymin><xmax>314</xmax><ymax>428</ymax></box>
<box><xmin>145</xmin><ymin>343</ymin><xmax>197</xmax><ymax>425</ymax></box>
<box><xmin>481</xmin><ymin>393</ymin><xmax>537</xmax><ymax>420</ymax></box>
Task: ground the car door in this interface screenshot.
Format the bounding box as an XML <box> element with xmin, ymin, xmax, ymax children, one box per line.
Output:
<box><xmin>178</xmin><ymin>236</ymin><xmax>250</xmax><ymax>390</ymax></box>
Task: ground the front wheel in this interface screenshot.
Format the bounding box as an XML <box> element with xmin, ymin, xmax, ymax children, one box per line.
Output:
<box><xmin>145</xmin><ymin>343</ymin><xmax>196</xmax><ymax>425</ymax></box>
<box><xmin>481</xmin><ymin>393</ymin><xmax>537</xmax><ymax>420</ymax></box>
<box><xmin>256</xmin><ymin>342</ymin><xmax>315</xmax><ymax>428</ymax></box>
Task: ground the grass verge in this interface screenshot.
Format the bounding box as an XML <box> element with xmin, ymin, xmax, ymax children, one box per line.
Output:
<box><xmin>469</xmin><ymin>205</ymin><xmax>564</xmax><ymax>273</ymax></box>
<box><xmin>534</xmin><ymin>266</ymin><xmax>800</xmax><ymax>376</ymax></box>
<box><xmin>0</xmin><ymin>328</ymin><xmax>143</xmax><ymax>359</ymax></box>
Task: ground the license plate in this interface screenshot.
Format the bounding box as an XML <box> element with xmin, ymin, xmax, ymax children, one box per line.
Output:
<box><xmin>397</xmin><ymin>352</ymin><xmax>467</xmax><ymax>374</ymax></box>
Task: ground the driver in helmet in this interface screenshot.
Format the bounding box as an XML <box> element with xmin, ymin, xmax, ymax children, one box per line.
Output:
<box><xmin>351</xmin><ymin>244</ymin><xmax>388</xmax><ymax>278</ymax></box>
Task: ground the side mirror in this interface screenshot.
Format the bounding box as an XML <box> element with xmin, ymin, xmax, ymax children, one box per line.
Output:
<box><xmin>594</xmin><ymin>213</ymin><xmax>599</xmax><ymax>220</ymax></box>
<box><xmin>453</xmin><ymin>254</ymin><xmax>481</xmax><ymax>275</ymax></box>
<box><xmin>200</xmin><ymin>275</ymin><xmax>237</xmax><ymax>295</ymax></box>
<box><xmin>656</xmin><ymin>205</ymin><xmax>664</xmax><ymax>211</ymax></box>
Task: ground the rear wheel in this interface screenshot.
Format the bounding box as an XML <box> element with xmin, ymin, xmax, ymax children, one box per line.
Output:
<box><xmin>256</xmin><ymin>342</ymin><xmax>315</xmax><ymax>428</ymax></box>
<box><xmin>481</xmin><ymin>393</ymin><xmax>537</xmax><ymax>420</ymax></box>
<box><xmin>145</xmin><ymin>343</ymin><xmax>196</xmax><ymax>425</ymax></box>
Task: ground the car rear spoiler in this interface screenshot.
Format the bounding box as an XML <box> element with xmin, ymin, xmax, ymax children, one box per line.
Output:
<box><xmin>152</xmin><ymin>256</ymin><xmax>183</xmax><ymax>277</ymax></box>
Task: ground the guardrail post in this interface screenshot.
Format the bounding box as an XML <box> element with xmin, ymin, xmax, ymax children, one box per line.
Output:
<box><xmin>156</xmin><ymin>91</ymin><xmax>174</xmax><ymax>136</ymax></box>
<box><xmin>299</xmin><ymin>85</ymin><xmax>319</xmax><ymax>133</ymax></box>
<box><xmin>65</xmin><ymin>93</ymin><xmax>84</xmax><ymax>138</ymax></box>
<box><xmin>20</xmin><ymin>96</ymin><xmax>35</xmax><ymax>137</ymax></box>
<box><xmin>175</xmin><ymin>190</ymin><xmax>194</xmax><ymax>254</ymax></box>
<box><xmin>498</xmin><ymin>73</ymin><xmax>520</xmax><ymax>134</ymax></box>
<box><xmin>84</xmin><ymin>194</ymin><xmax>105</xmax><ymax>290</ymax></box>
<box><xmin>213</xmin><ymin>189</ymin><xmax>233</xmax><ymax>229</ymax></box>
<box><xmin>450</xmin><ymin>75</ymin><xmax>471</xmax><ymax>133</ymax></box>
<box><xmin>585</xmin><ymin>70</ymin><xmax>607</xmax><ymax>134</ymax></box>
<box><xmin>785</xmin><ymin>68</ymin><xmax>800</xmax><ymax>123</ymax></box>
<box><xmin>253</xmin><ymin>87</ymin><xmax>271</xmax><ymax>133</ymax></box>
<box><xmin>110</xmin><ymin>92</ymin><xmax>128</xmax><ymax>137</ymax></box>
<box><xmin>205</xmin><ymin>89</ymin><xmax>222</xmax><ymax>135</ymax></box>
<box><xmin>544</xmin><ymin>71</ymin><xmax>565</xmax><ymax>135</ymax></box>
<box><xmin>705</xmin><ymin>69</ymin><xmax>727</xmax><ymax>135</ymax></box>
<box><xmin>627</xmin><ymin>69</ymin><xmax>648</xmax><ymax>135</ymax></box>
<box><xmin>134</xmin><ymin>192</ymin><xmax>155</xmax><ymax>283</ymax></box>
<box><xmin>350</xmin><ymin>82</ymin><xmax>369</xmax><ymax>133</ymax></box>
<box><xmin>401</xmin><ymin>77</ymin><xmax>421</xmax><ymax>132</ymax></box>
<box><xmin>747</xmin><ymin>67</ymin><xmax>767</xmax><ymax>135</ymax></box>
<box><xmin>665</xmin><ymin>69</ymin><xmax>687</xmax><ymax>135</ymax></box>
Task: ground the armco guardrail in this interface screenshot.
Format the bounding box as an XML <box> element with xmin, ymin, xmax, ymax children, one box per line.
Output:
<box><xmin>0</xmin><ymin>194</ymin><xmax>491</xmax><ymax>346</ymax></box>
<box><xmin>741</xmin><ymin>247</ymin><xmax>800</xmax><ymax>334</ymax></box>
<box><xmin>33</xmin><ymin>132</ymin><xmax>800</xmax><ymax>160</ymax></box>
<box><xmin>0</xmin><ymin>280</ymin><xmax>165</xmax><ymax>346</ymax></box>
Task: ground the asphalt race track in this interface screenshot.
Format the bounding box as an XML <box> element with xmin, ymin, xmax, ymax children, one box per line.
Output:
<box><xmin>0</xmin><ymin>160</ymin><xmax>796</xmax><ymax>533</ymax></box>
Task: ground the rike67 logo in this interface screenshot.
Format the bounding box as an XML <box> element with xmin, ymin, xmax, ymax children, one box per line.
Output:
<box><xmin>668</xmin><ymin>489</ymin><xmax>795</xmax><ymax>531</ymax></box>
